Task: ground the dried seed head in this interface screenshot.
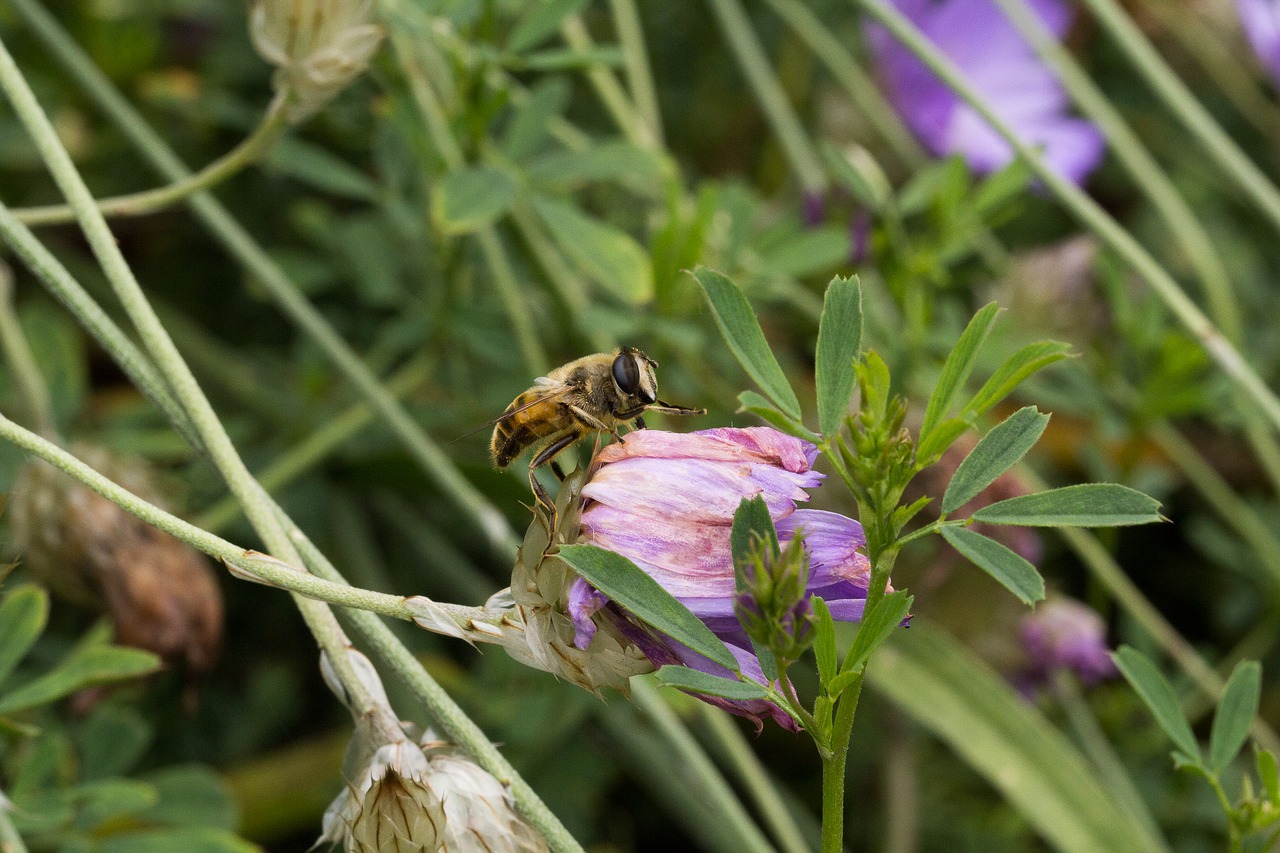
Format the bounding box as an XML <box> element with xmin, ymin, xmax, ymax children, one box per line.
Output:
<box><xmin>322</xmin><ymin>738</ymin><xmax>445</xmax><ymax>853</ymax></box>
<box><xmin>8</xmin><ymin>447</ymin><xmax>223</xmax><ymax>681</ymax></box>
<box><xmin>420</xmin><ymin>737</ymin><xmax>548</xmax><ymax>853</ymax></box>
<box><xmin>249</xmin><ymin>0</ymin><xmax>385</xmax><ymax>122</ymax></box>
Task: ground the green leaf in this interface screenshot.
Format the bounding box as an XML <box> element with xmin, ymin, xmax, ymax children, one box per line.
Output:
<box><xmin>76</xmin><ymin>779</ymin><xmax>158</xmax><ymax>826</ymax></box>
<box><xmin>139</xmin><ymin>765</ymin><xmax>239</xmax><ymax>830</ymax></box>
<box><xmin>532</xmin><ymin>195</ymin><xmax>653</xmax><ymax>303</ymax></box>
<box><xmin>557</xmin><ymin>545</ymin><xmax>737</xmax><ymax>670</ymax></box>
<box><xmin>972</xmin><ymin>157</ymin><xmax>1032</xmax><ymax>216</ymax></box>
<box><xmin>942</xmin><ymin>407</ymin><xmax>1049</xmax><ymax>513</ymax></box>
<box><xmin>941</xmin><ymin>526</ymin><xmax>1044</xmax><ymax>605</ymax></box>
<box><xmin>737</xmin><ymin>392</ymin><xmax>819</xmax><ymax>442</ymax></box>
<box><xmin>431</xmin><ymin>167</ymin><xmax>517</xmax><ymax>235</ymax></box>
<box><xmin>961</xmin><ymin>340</ymin><xmax>1072</xmax><ymax>420</ymax></box>
<box><xmin>811</xmin><ymin>597</ymin><xmax>837</xmax><ymax>688</ymax></box>
<box><xmin>815</xmin><ymin>276</ymin><xmax>863</xmax><ymax>439</ymax></box>
<box><xmin>508</xmin><ymin>0</ymin><xmax>589</xmax><ymax>52</ymax></box>
<box><xmin>870</xmin><ymin>622</ymin><xmax>1169</xmax><ymax>853</ymax></box>
<box><xmin>971</xmin><ymin>484</ymin><xmax>1163</xmax><ymax>527</ymax></box>
<box><xmin>1113</xmin><ymin>647</ymin><xmax>1200</xmax><ymax>762</ymax></box>
<box><xmin>1258</xmin><ymin>749</ymin><xmax>1280</xmax><ymax>802</ymax></box>
<box><xmin>0</xmin><ymin>585</ymin><xmax>48</xmax><ymax>687</ymax></box>
<box><xmin>1209</xmin><ymin>661</ymin><xmax>1261</xmax><ymax>774</ymax></box>
<box><xmin>731</xmin><ymin>496</ymin><xmax>778</xmax><ymax>594</ymax></box>
<box><xmin>525</xmin><ymin>141</ymin><xmax>667</xmax><ymax>195</ymax></box>
<box><xmin>920</xmin><ymin>303</ymin><xmax>1000</xmax><ymax>449</ymax></box>
<box><xmin>842</xmin><ymin>591</ymin><xmax>913</xmax><ymax>674</ymax></box>
<box><xmin>691</xmin><ymin>267</ymin><xmax>801</xmax><ymax>420</ymax></box>
<box><xmin>656</xmin><ymin>666</ymin><xmax>768</xmax><ymax>701</ymax></box>
<box><xmin>0</xmin><ymin>646</ymin><xmax>160</xmax><ymax>715</ymax></box>
<box><xmin>501</xmin><ymin>79</ymin><xmax>570</xmax><ymax>160</ymax></box>
<box><xmin>757</xmin><ymin>227</ymin><xmax>852</xmax><ymax>278</ymax></box>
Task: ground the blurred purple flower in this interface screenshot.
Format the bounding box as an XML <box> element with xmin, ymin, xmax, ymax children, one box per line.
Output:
<box><xmin>1238</xmin><ymin>0</ymin><xmax>1280</xmax><ymax>86</ymax></box>
<box><xmin>569</xmin><ymin>427</ymin><xmax>875</xmax><ymax>730</ymax></box>
<box><xmin>865</xmin><ymin>0</ymin><xmax>1105</xmax><ymax>184</ymax></box>
<box><xmin>1020</xmin><ymin>597</ymin><xmax>1117</xmax><ymax>686</ymax></box>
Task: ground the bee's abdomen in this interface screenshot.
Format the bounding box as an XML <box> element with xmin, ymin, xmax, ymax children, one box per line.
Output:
<box><xmin>490</xmin><ymin>395</ymin><xmax>563</xmax><ymax>468</ymax></box>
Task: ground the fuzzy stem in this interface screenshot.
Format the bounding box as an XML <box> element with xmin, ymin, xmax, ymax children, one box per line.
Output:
<box><xmin>12</xmin><ymin>106</ymin><xmax>288</xmax><ymax>227</ymax></box>
<box><xmin>1077</xmin><ymin>0</ymin><xmax>1280</xmax><ymax>236</ymax></box>
<box><xmin>0</xmin><ymin>260</ymin><xmax>55</xmax><ymax>438</ymax></box>
<box><xmin>608</xmin><ymin>0</ymin><xmax>664</xmax><ymax>147</ymax></box>
<box><xmin>852</xmin><ymin>0</ymin><xmax>1280</xmax><ymax>435</ymax></box>
<box><xmin>7</xmin><ymin>0</ymin><xmax>518</xmax><ymax>558</ymax></box>
<box><xmin>707</xmin><ymin>0</ymin><xmax>827</xmax><ymax>195</ymax></box>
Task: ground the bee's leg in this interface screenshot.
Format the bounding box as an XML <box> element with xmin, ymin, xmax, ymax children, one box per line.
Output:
<box><xmin>529</xmin><ymin>431</ymin><xmax>580</xmax><ymax>525</ymax></box>
<box><xmin>567</xmin><ymin>405</ymin><xmax>621</xmax><ymax>442</ymax></box>
<box><xmin>549</xmin><ymin>460</ymin><xmax>566</xmax><ymax>481</ymax></box>
<box><xmin>633</xmin><ymin>416</ymin><xmax>646</xmax><ymax>430</ymax></box>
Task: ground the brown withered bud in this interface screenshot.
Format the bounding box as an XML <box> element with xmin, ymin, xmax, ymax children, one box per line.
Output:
<box><xmin>8</xmin><ymin>445</ymin><xmax>223</xmax><ymax>686</ymax></box>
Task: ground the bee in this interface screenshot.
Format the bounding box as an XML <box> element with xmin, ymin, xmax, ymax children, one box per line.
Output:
<box><xmin>491</xmin><ymin>347</ymin><xmax>705</xmax><ymax>507</ymax></box>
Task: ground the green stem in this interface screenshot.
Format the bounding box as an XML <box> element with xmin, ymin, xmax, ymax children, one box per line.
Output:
<box><xmin>8</xmin><ymin>0</ymin><xmax>518</xmax><ymax>558</ymax></box>
<box><xmin>698</xmin><ymin>706</ymin><xmax>811</xmax><ymax>853</ymax></box>
<box><xmin>560</xmin><ymin>15</ymin><xmax>655</xmax><ymax>149</ymax></box>
<box><xmin>0</xmin><ymin>802</ymin><xmax>29</xmax><ymax>853</ymax></box>
<box><xmin>707</xmin><ymin>0</ymin><xmax>827</xmax><ymax>195</ymax></box>
<box><xmin>822</xmin><ymin>674</ymin><xmax>863</xmax><ymax>853</ymax></box>
<box><xmin>0</xmin><ymin>259</ymin><xmax>55</xmax><ymax>438</ymax></box>
<box><xmin>608</xmin><ymin>0</ymin><xmax>664</xmax><ymax>147</ymax></box>
<box><xmin>11</xmin><ymin>106</ymin><xmax>289</xmax><ymax>227</ymax></box>
<box><xmin>852</xmin><ymin>0</ymin><xmax>1280</xmax><ymax>435</ymax></box>
<box><xmin>1077</xmin><ymin>0</ymin><xmax>1280</xmax><ymax>237</ymax></box>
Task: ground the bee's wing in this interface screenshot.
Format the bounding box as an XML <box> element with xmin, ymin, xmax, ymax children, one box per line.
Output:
<box><xmin>451</xmin><ymin>382</ymin><xmax>573</xmax><ymax>442</ymax></box>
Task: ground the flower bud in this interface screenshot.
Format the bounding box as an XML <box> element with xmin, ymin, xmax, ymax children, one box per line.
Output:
<box><xmin>420</xmin><ymin>737</ymin><xmax>548</xmax><ymax>852</ymax></box>
<box><xmin>734</xmin><ymin>533</ymin><xmax>814</xmax><ymax>664</ymax></box>
<box><xmin>8</xmin><ymin>447</ymin><xmax>223</xmax><ymax>685</ymax></box>
<box><xmin>249</xmin><ymin>0</ymin><xmax>385</xmax><ymax>122</ymax></box>
<box><xmin>323</xmin><ymin>740</ymin><xmax>445</xmax><ymax>853</ymax></box>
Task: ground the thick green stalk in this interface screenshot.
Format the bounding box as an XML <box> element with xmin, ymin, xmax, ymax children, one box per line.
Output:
<box><xmin>1077</xmin><ymin>0</ymin><xmax>1280</xmax><ymax>237</ymax></box>
<box><xmin>707</xmin><ymin>0</ymin><xmax>827</xmax><ymax>195</ymax></box>
<box><xmin>8</xmin><ymin>0</ymin><xmax>518</xmax><ymax>558</ymax></box>
<box><xmin>822</xmin><ymin>675</ymin><xmax>862</xmax><ymax>853</ymax></box>
<box><xmin>12</xmin><ymin>106</ymin><xmax>289</xmax><ymax>227</ymax></box>
<box><xmin>852</xmin><ymin>0</ymin><xmax>1280</xmax><ymax>435</ymax></box>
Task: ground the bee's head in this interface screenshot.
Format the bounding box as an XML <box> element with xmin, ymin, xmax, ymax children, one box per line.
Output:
<box><xmin>612</xmin><ymin>347</ymin><xmax>658</xmax><ymax>404</ymax></box>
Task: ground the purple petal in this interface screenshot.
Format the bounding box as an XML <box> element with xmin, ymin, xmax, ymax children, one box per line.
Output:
<box><xmin>567</xmin><ymin>577</ymin><xmax>609</xmax><ymax>649</ymax></box>
<box><xmin>776</xmin><ymin>509</ymin><xmax>870</xmax><ymax>586</ymax></box>
<box><xmin>595</xmin><ymin>427</ymin><xmax>818</xmax><ymax>473</ymax></box>
<box><xmin>1238</xmin><ymin>0</ymin><xmax>1280</xmax><ymax>85</ymax></box>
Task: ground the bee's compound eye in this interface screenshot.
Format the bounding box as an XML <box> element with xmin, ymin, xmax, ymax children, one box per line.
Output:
<box><xmin>612</xmin><ymin>353</ymin><xmax>641</xmax><ymax>394</ymax></box>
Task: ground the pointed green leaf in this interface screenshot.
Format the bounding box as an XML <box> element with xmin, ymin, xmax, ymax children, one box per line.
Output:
<box><xmin>1258</xmin><ymin>749</ymin><xmax>1280</xmax><ymax>802</ymax></box>
<box><xmin>856</xmin><ymin>349</ymin><xmax>891</xmax><ymax>421</ymax></box>
<box><xmin>431</xmin><ymin>167</ymin><xmax>517</xmax><ymax>235</ymax></box>
<box><xmin>941</xmin><ymin>526</ymin><xmax>1044</xmax><ymax>605</ymax></box>
<box><xmin>811</xmin><ymin>597</ymin><xmax>837</xmax><ymax>688</ymax></box>
<box><xmin>691</xmin><ymin>267</ymin><xmax>801</xmax><ymax>419</ymax></box>
<box><xmin>558</xmin><ymin>544</ymin><xmax>737</xmax><ymax>670</ymax></box>
<box><xmin>815</xmin><ymin>276</ymin><xmax>863</xmax><ymax>438</ymax></box>
<box><xmin>656</xmin><ymin>666</ymin><xmax>768</xmax><ymax>701</ymax></box>
<box><xmin>0</xmin><ymin>646</ymin><xmax>160</xmax><ymax>715</ymax></box>
<box><xmin>843</xmin><ymin>591</ymin><xmax>913</xmax><ymax>674</ymax></box>
<box><xmin>971</xmin><ymin>484</ymin><xmax>1163</xmax><ymax>527</ymax></box>
<box><xmin>870</xmin><ymin>622</ymin><xmax>1169</xmax><ymax>853</ymax></box>
<box><xmin>532</xmin><ymin>195</ymin><xmax>654</xmax><ymax>303</ymax></box>
<box><xmin>0</xmin><ymin>585</ymin><xmax>48</xmax><ymax>687</ymax></box>
<box><xmin>508</xmin><ymin>0</ymin><xmax>589</xmax><ymax>52</ymax></box>
<box><xmin>1209</xmin><ymin>661</ymin><xmax>1261</xmax><ymax>774</ymax></box>
<box><xmin>1113</xmin><ymin>647</ymin><xmax>1200</xmax><ymax>762</ymax></box>
<box><xmin>961</xmin><ymin>340</ymin><xmax>1072</xmax><ymax>420</ymax></box>
<box><xmin>920</xmin><ymin>303</ymin><xmax>1000</xmax><ymax>446</ymax></box>
<box><xmin>917</xmin><ymin>416</ymin><xmax>971</xmax><ymax>464</ymax></box>
<box><xmin>942</xmin><ymin>407</ymin><xmax>1049</xmax><ymax>513</ymax></box>
<box><xmin>731</xmin><ymin>496</ymin><xmax>778</xmax><ymax>595</ymax></box>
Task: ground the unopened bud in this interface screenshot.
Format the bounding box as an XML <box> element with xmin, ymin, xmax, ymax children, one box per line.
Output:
<box><xmin>735</xmin><ymin>533</ymin><xmax>813</xmax><ymax>662</ymax></box>
<box><xmin>349</xmin><ymin>764</ymin><xmax>444</xmax><ymax>852</ymax></box>
<box><xmin>420</xmin><ymin>738</ymin><xmax>548</xmax><ymax>853</ymax></box>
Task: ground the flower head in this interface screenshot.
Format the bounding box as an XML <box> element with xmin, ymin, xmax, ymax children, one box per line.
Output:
<box><xmin>1019</xmin><ymin>597</ymin><xmax>1117</xmax><ymax>687</ymax></box>
<box><xmin>570</xmin><ymin>427</ymin><xmax>875</xmax><ymax>730</ymax></box>
<box><xmin>1238</xmin><ymin>0</ymin><xmax>1280</xmax><ymax>87</ymax></box>
<box><xmin>866</xmin><ymin>0</ymin><xmax>1105</xmax><ymax>183</ymax></box>
<box><xmin>250</xmin><ymin>0</ymin><xmax>385</xmax><ymax>122</ymax></box>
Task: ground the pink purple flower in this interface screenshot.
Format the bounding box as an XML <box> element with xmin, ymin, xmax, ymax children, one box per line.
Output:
<box><xmin>865</xmin><ymin>0</ymin><xmax>1105</xmax><ymax>184</ymax></box>
<box><xmin>1020</xmin><ymin>597</ymin><xmax>1117</xmax><ymax>686</ymax></box>
<box><xmin>1238</xmin><ymin>0</ymin><xmax>1280</xmax><ymax>86</ymax></box>
<box><xmin>568</xmin><ymin>427</ymin><xmax>874</xmax><ymax>730</ymax></box>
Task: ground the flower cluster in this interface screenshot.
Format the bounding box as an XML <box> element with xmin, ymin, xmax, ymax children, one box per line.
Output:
<box><xmin>865</xmin><ymin>0</ymin><xmax>1105</xmax><ymax>184</ymax></box>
